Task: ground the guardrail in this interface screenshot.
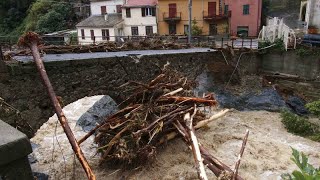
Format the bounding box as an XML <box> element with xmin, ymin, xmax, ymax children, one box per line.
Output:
<box><xmin>0</xmin><ymin>35</ymin><xmax>259</xmax><ymax>50</ymax></box>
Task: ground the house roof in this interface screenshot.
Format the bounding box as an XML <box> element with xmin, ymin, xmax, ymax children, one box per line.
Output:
<box><xmin>123</xmin><ymin>0</ymin><xmax>157</xmax><ymax>7</ymax></box>
<box><xmin>76</xmin><ymin>14</ymin><xmax>123</xmax><ymax>28</ymax></box>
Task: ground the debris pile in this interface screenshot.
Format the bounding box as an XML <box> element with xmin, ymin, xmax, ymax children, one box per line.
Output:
<box><xmin>79</xmin><ymin>68</ymin><xmax>245</xmax><ymax>179</ymax></box>
<box><xmin>6</xmin><ymin>39</ymin><xmax>188</xmax><ymax>58</ymax></box>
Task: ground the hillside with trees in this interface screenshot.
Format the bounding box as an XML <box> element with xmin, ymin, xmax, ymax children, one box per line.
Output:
<box><xmin>0</xmin><ymin>0</ymin><xmax>88</xmax><ymax>36</ymax></box>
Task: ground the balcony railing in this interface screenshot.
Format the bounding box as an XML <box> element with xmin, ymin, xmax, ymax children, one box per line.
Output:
<box><xmin>202</xmin><ymin>11</ymin><xmax>231</xmax><ymax>20</ymax></box>
<box><xmin>163</xmin><ymin>12</ymin><xmax>182</xmax><ymax>22</ymax></box>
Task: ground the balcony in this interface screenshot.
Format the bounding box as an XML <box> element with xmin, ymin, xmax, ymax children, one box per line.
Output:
<box><xmin>163</xmin><ymin>12</ymin><xmax>181</xmax><ymax>23</ymax></box>
<box><xmin>203</xmin><ymin>11</ymin><xmax>231</xmax><ymax>21</ymax></box>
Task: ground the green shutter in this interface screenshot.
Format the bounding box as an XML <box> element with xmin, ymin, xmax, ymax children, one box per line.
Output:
<box><xmin>243</xmin><ymin>5</ymin><xmax>249</xmax><ymax>15</ymax></box>
<box><xmin>224</xmin><ymin>5</ymin><xmax>228</xmax><ymax>15</ymax></box>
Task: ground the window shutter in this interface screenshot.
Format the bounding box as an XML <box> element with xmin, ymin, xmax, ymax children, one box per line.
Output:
<box><xmin>116</xmin><ymin>5</ymin><xmax>121</xmax><ymax>13</ymax></box>
<box><xmin>126</xmin><ymin>8</ymin><xmax>131</xmax><ymax>18</ymax></box>
<box><xmin>142</xmin><ymin>8</ymin><xmax>146</xmax><ymax>17</ymax></box>
<box><xmin>152</xmin><ymin>7</ymin><xmax>156</xmax><ymax>16</ymax></box>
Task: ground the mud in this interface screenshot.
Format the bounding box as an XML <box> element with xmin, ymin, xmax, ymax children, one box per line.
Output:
<box><xmin>31</xmin><ymin>96</ymin><xmax>320</xmax><ymax>180</ymax></box>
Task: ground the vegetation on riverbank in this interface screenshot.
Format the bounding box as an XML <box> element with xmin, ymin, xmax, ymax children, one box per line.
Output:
<box><xmin>281</xmin><ymin>101</ymin><xmax>320</xmax><ymax>142</ymax></box>
<box><xmin>281</xmin><ymin>148</ymin><xmax>320</xmax><ymax>179</ymax></box>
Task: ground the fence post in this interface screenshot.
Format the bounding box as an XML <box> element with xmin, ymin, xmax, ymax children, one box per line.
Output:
<box><xmin>0</xmin><ymin>46</ymin><xmax>4</xmax><ymax>61</ymax></box>
<box><xmin>93</xmin><ymin>36</ymin><xmax>96</xmax><ymax>45</ymax></box>
<box><xmin>0</xmin><ymin>45</ymin><xmax>9</xmax><ymax>82</ymax></box>
<box><xmin>9</xmin><ymin>39</ymin><xmax>12</xmax><ymax>51</ymax></box>
<box><xmin>198</xmin><ymin>37</ymin><xmax>200</xmax><ymax>46</ymax></box>
<box><xmin>231</xmin><ymin>39</ymin><xmax>234</xmax><ymax>48</ymax></box>
<box><xmin>221</xmin><ymin>38</ymin><xmax>224</xmax><ymax>48</ymax></box>
<box><xmin>241</xmin><ymin>38</ymin><xmax>244</xmax><ymax>48</ymax></box>
<box><xmin>250</xmin><ymin>39</ymin><xmax>252</xmax><ymax>49</ymax></box>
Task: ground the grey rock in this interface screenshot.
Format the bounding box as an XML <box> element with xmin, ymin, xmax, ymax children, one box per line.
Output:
<box><xmin>245</xmin><ymin>89</ymin><xmax>287</xmax><ymax>111</ymax></box>
<box><xmin>286</xmin><ymin>96</ymin><xmax>308</xmax><ymax>115</ymax></box>
<box><xmin>77</xmin><ymin>95</ymin><xmax>118</xmax><ymax>132</ymax></box>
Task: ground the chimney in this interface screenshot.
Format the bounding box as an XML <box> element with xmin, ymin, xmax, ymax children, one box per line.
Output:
<box><xmin>104</xmin><ymin>14</ymin><xmax>108</xmax><ymax>21</ymax></box>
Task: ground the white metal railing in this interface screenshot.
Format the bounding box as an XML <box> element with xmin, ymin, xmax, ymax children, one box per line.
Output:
<box><xmin>258</xmin><ymin>17</ymin><xmax>296</xmax><ymax>51</ymax></box>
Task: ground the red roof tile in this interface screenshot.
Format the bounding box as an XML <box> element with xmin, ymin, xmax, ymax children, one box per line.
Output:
<box><xmin>123</xmin><ymin>0</ymin><xmax>157</xmax><ymax>7</ymax></box>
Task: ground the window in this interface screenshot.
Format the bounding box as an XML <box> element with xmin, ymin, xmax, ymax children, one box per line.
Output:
<box><xmin>131</xmin><ymin>26</ymin><xmax>139</xmax><ymax>35</ymax></box>
<box><xmin>81</xmin><ymin>29</ymin><xmax>85</xmax><ymax>40</ymax></box>
<box><xmin>90</xmin><ymin>30</ymin><xmax>95</xmax><ymax>40</ymax></box>
<box><xmin>146</xmin><ymin>26</ymin><xmax>153</xmax><ymax>35</ymax></box>
<box><xmin>169</xmin><ymin>24</ymin><xmax>176</xmax><ymax>34</ymax></box>
<box><xmin>184</xmin><ymin>25</ymin><xmax>189</xmax><ymax>35</ymax></box>
<box><xmin>116</xmin><ymin>5</ymin><xmax>122</xmax><ymax>13</ymax></box>
<box><xmin>126</xmin><ymin>8</ymin><xmax>131</xmax><ymax>18</ymax></box>
<box><xmin>102</xmin><ymin>29</ymin><xmax>110</xmax><ymax>40</ymax></box>
<box><xmin>141</xmin><ymin>7</ymin><xmax>156</xmax><ymax>17</ymax></box>
<box><xmin>101</xmin><ymin>6</ymin><xmax>106</xmax><ymax>15</ymax></box>
<box><xmin>169</xmin><ymin>3</ymin><xmax>177</xmax><ymax>18</ymax></box>
<box><xmin>237</xmin><ymin>26</ymin><xmax>249</xmax><ymax>37</ymax></box>
<box><xmin>224</xmin><ymin>5</ymin><xmax>229</xmax><ymax>15</ymax></box>
<box><xmin>243</xmin><ymin>4</ymin><xmax>249</xmax><ymax>15</ymax></box>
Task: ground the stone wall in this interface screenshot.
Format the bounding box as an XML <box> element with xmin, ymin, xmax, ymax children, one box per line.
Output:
<box><xmin>2</xmin><ymin>50</ymin><xmax>320</xmax><ymax>137</ymax></box>
<box><xmin>0</xmin><ymin>51</ymin><xmax>237</xmax><ymax>137</ymax></box>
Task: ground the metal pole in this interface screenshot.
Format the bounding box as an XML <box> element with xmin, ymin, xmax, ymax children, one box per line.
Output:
<box><xmin>188</xmin><ymin>0</ymin><xmax>192</xmax><ymax>44</ymax></box>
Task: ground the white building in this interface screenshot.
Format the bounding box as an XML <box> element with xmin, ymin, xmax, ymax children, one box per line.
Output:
<box><xmin>76</xmin><ymin>14</ymin><xmax>123</xmax><ymax>44</ymax></box>
<box><xmin>122</xmin><ymin>0</ymin><xmax>158</xmax><ymax>36</ymax></box>
<box><xmin>90</xmin><ymin>0</ymin><xmax>124</xmax><ymax>15</ymax></box>
<box><xmin>300</xmin><ymin>0</ymin><xmax>320</xmax><ymax>34</ymax></box>
<box><xmin>76</xmin><ymin>0</ymin><xmax>124</xmax><ymax>44</ymax></box>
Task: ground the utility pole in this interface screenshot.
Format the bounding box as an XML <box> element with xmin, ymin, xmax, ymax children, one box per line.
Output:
<box><xmin>188</xmin><ymin>0</ymin><xmax>192</xmax><ymax>44</ymax></box>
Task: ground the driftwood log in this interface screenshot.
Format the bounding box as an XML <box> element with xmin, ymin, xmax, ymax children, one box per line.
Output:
<box><xmin>78</xmin><ymin>66</ymin><xmax>247</xmax><ymax>179</ymax></box>
<box><xmin>18</xmin><ymin>32</ymin><xmax>96</xmax><ymax>180</ymax></box>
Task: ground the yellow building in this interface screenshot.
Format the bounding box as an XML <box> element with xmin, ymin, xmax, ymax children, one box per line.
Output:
<box><xmin>157</xmin><ymin>0</ymin><xmax>230</xmax><ymax>36</ymax></box>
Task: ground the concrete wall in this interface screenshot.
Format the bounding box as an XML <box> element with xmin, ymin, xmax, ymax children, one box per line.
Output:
<box><xmin>77</xmin><ymin>27</ymin><xmax>117</xmax><ymax>44</ymax></box>
<box><xmin>224</xmin><ymin>0</ymin><xmax>262</xmax><ymax>36</ymax></box>
<box><xmin>258</xmin><ymin>51</ymin><xmax>320</xmax><ymax>79</ymax></box>
<box><xmin>90</xmin><ymin>0</ymin><xmax>124</xmax><ymax>15</ymax></box>
<box><xmin>122</xmin><ymin>7</ymin><xmax>158</xmax><ymax>36</ymax></box>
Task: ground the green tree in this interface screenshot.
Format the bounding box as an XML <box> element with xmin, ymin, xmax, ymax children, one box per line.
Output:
<box><xmin>0</xmin><ymin>0</ymin><xmax>35</xmax><ymax>35</ymax></box>
<box><xmin>23</xmin><ymin>0</ymin><xmax>75</xmax><ymax>34</ymax></box>
<box><xmin>36</xmin><ymin>11</ymin><xmax>66</xmax><ymax>34</ymax></box>
<box><xmin>191</xmin><ymin>19</ymin><xmax>202</xmax><ymax>36</ymax></box>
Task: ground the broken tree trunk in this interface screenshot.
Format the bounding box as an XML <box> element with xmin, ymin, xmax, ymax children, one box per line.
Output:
<box><xmin>174</xmin><ymin>118</ymin><xmax>244</xmax><ymax>180</ymax></box>
<box><xmin>18</xmin><ymin>32</ymin><xmax>96</xmax><ymax>180</ymax></box>
<box><xmin>184</xmin><ymin>110</ymin><xmax>208</xmax><ymax>180</ymax></box>
<box><xmin>233</xmin><ymin>130</ymin><xmax>249</xmax><ymax>180</ymax></box>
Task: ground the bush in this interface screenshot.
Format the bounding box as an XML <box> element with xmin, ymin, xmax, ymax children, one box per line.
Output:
<box><xmin>281</xmin><ymin>148</ymin><xmax>320</xmax><ymax>179</ymax></box>
<box><xmin>281</xmin><ymin>110</ymin><xmax>318</xmax><ymax>137</ymax></box>
<box><xmin>192</xmin><ymin>19</ymin><xmax>202</xmax><ymax>36</ymax></box>
<box><xmin>306</xmin><ymin>101</ymin><xmax>320</xmax><ymax>118</ymax></box>
<box><xmin>36</xmin><ymin>11</ymin><xmax>66</xmax><ymax>34</ymax></box>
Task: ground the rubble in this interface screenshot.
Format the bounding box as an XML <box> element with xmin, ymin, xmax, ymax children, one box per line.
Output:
<box><xmin>78</xmin><ymin>67</ymin><xmax>246</xmax><ymax>179</ymax></box>
<box><xmin>5</xmin><ymin>38</ymin><xmax>189</xmax><ymax>58</ymax></box>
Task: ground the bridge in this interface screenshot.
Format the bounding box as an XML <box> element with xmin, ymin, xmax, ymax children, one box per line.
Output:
<box><xmin>0</xmin><ymin>49</ymin><xmax>239</xmax><ymax>137</ymax></box>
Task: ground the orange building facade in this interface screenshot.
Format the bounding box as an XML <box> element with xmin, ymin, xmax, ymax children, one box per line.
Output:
<box><xmin>157</xmin><ymin>0</ymin><xmax>230</xmax><ymax>36</ymax></box>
